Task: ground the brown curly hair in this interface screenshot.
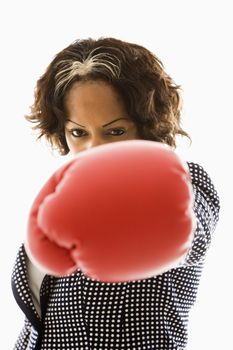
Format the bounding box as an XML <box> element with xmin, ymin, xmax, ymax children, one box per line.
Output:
<box><xmin>26</xmin><ymin>37</ymin><xmax>191</xmax><ymax>155</ymax></box>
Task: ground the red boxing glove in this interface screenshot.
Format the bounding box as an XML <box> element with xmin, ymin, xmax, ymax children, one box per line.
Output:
<box><xmin>26</xmin><ymin>140</ymin><xmax>195</xmax><ymax>282</ymax></box>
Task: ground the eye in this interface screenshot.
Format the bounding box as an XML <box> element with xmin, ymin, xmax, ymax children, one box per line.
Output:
<box><xmin>107</xmin><ymin>128</ymin><xmax>126</xmax><ymax>136</ymax></box>
<box><xmin>68</xmin><ymin>129</ymin><xmax>87</xmax><ymax>138</ymax></box>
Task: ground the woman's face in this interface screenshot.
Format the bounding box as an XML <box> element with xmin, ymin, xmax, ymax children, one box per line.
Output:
<box><xmin>64</xmin><ymin>80</ymin><xmax>140</xmax><ymax>154</ymax></box>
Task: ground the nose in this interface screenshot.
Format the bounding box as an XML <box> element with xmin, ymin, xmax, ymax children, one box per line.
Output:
<box><xmin>85</xmin><ymin>136</ymin><xmax>108</xmax><ymax>150</ymax></box>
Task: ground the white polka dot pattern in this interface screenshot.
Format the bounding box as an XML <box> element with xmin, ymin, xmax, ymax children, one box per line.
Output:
<box><xmin>11</xmin><ymin>248</ymin><xmax>39</xmax><ymax>318</ymax></box>
<box><xmin>12</xmin><ymin>162</ymin><xmax>220</xmax><ymax>349</ymax></box>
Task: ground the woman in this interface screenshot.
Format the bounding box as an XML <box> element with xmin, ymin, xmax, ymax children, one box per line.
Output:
<box><xmin>12</xmin><ymin>37</ymin><xmax>220</xmax><ymax>350</ymax></box>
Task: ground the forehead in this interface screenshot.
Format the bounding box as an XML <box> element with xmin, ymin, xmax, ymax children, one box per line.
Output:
<box><xmin>65</xmin><ymin>79</ymin><xmax>119</xmax><ymax>99</ymax></box>
<box><xmin>64</xmin><ymin>80</ymin><xmax>127</xmax><ymax>117</ymax></box>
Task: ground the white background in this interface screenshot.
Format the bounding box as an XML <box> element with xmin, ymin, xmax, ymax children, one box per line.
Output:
<box><xmin>1</xmin><ymin>0</ymin><xmax>232</xmax><ymax>348</ymax></box>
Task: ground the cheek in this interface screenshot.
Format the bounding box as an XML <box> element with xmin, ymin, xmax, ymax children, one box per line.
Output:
<box><xmin>128</xmin><ymin>127</ymin><xmax>141</xmax><ymax>140</ymax></box>
<box><xmin>69</xmin><ymin>143</ymin><xmax>82</xmax><ymax>155</ymax></box>
<box><xmin>65</xmin><ymin>134</ymin><xmax>80</xmax><ymax>154</ymax></box>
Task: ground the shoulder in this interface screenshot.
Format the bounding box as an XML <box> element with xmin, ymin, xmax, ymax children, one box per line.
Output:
<box><xmin>187</xmin><ymin>162</ymin><xmax>213</xmax><ymax>186</ymax></box>
<box><xmin>186</xmin><ymin>161</ymin><xmax>220</xmax><ymax>214</ymax></box>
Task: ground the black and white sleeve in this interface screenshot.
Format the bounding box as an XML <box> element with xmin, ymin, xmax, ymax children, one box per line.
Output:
<box><xmin>183</xmin><ymin>162</ymin><xmax>220</xmax><ymax>266</ymax></box>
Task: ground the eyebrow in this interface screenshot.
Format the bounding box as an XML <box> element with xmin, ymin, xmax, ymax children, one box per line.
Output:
<box><xmin>66</xmin><ymin>118</ymin><xmax>130</xmax><ymax>128</ymax></box>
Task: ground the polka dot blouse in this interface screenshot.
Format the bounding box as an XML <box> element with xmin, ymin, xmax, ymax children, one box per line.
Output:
<box><xmin>11</xmin><ymin>162</ymin><xmax>220</xmax><ymax>350</ymax></box>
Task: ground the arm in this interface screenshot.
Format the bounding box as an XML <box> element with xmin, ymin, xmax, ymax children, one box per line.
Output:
<box><xmin>24</xmin><ymin>243</ymin><xmax>46</xmax><ymax>317</ymax></box>
<box><xmin>184</xmin><ymin>162</ymin><xmax>220</xmax><ymax>266</ymax></box>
